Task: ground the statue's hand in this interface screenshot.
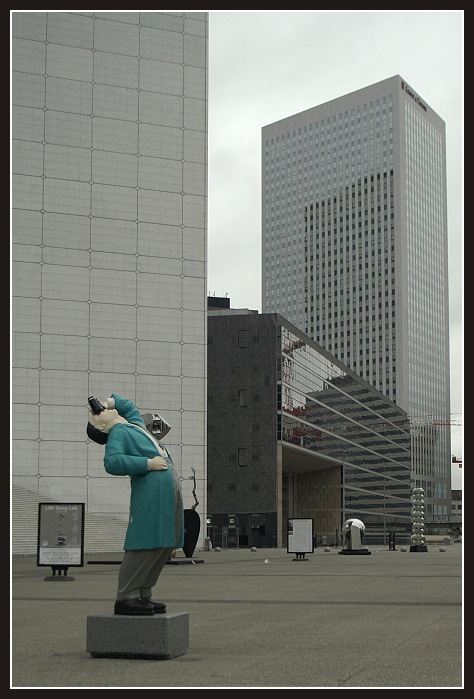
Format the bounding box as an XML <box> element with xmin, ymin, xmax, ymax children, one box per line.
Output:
<box><xmin>147</xmin><ymin>456</ymin><xmax>168</xmax><ymax>471</ymax></box>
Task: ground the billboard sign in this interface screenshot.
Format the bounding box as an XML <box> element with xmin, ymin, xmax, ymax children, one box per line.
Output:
<box><xmin>37</xmin><ymin>503</ymin><xmax>85</xmax><ymax>567</ymax></box>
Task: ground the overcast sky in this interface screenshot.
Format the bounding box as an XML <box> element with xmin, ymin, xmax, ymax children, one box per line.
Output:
<box><xmin>207</xmin><ymin>11</ymin><xmax>464</xmax><ymax>488</ymax></box>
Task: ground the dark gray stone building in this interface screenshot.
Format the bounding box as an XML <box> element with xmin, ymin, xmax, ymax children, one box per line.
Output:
<box><xmin>207</xmin><ymin>303</ymin><xmax>412</xmax><ymax>548</ymax></box>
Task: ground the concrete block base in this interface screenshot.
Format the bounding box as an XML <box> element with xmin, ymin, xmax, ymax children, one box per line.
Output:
<box><xmin>87</xmin><ymin>612</ymin><xmax>189</xmax><ymax>659</ymax></box>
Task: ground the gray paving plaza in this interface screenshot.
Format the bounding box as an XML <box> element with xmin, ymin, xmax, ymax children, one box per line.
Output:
<box><xmin>11</xmin><ymin>544</ymin><xmax>463</xmax><ymax>689</ymax></box>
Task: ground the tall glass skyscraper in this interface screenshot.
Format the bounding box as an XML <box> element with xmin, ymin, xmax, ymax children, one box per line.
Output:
<box><xmin>262</xmin><ymin>75</ymin><xmax>451</xmax><ymax>520</ymax></box>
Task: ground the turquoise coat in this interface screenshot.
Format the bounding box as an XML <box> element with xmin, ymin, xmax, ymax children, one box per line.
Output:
<box><xmin>103</xmin><ymin>394</ymin><xmax>184</xmax><ymax>551</ymax></box>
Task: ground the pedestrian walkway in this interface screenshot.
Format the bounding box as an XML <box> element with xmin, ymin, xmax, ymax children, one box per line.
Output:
<box><xmin>11</xmin><ymin>544</ymin><xmax>463</xmax><ymax>688</ymax></box>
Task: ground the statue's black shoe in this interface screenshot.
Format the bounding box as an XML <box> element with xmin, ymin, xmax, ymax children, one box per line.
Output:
<box><xmin>141</xmin><ymin>598</ymin><xmax>166</xmax><ymax>614</ymax></box>
<box><xmin>114</xmin><ymin>597</ymin><xmax>154</xmax><ymax>615</ymax></box>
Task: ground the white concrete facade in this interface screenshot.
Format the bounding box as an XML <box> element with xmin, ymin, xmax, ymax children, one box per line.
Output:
<box><xmin>11</xmin><ymin>11</ymin><xmax>209</xmax><ymax>543</ymax></box>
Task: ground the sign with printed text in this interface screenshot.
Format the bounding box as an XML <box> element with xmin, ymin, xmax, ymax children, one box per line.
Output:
<box><xmin>287</xmin><ymin>518</ymin><xmax>314</xmax><ymax>554</ymax></box>
<box><xmin>37</xmin><ymin>503</ymin><xmax>85</xmax><ymax>567</ymax></box>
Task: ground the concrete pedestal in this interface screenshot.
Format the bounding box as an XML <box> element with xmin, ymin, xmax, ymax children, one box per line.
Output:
<box><xmin>87</xmin><ymin>612</ymin><xmax>189</xmax><ymax>659</ymax></box>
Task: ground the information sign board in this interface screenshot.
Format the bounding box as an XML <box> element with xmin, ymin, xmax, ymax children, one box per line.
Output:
<box><xmin>287</xmin><ymin>518</ymin><xmax>314</xmax><ymax>554</ymax></box>
<box><xmin>37</xmin><ymin>503</ymin><xmax>85</xmax><ymax>567</ymax></box>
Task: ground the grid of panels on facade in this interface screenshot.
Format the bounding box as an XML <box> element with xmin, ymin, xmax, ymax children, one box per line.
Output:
<box><xmin>11</xmin><ymin>11</ymin><xmax>208</xmax><ymax>527</ymax></box>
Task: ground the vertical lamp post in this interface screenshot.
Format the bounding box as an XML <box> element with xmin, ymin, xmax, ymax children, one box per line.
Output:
<box><xmin>341</xmin><ymin>452</ymin><xmax>346</xmax><ymax>544</ymax></box>
<box><xmin>383</xmin><ymin>469</ymin><xmax>386</xmax><ymax>547</ymax></box>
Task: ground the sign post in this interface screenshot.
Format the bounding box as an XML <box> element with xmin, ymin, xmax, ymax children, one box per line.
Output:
<box><xmin>37</xmin><ymin>503</ymin><xmax>85</xmax><ymax>580</ymax></box>
<box><xmin>287</xmin><ymin>518</ymin><xmax>314</xmax><ymax>560</ymax></box>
